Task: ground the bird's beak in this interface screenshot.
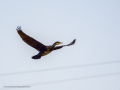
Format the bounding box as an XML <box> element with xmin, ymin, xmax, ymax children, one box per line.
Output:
<box><xmin>57</xmin><ymin>42</ymin><xmax>63</xmax><ymax>45</ymax></box>
<box><xmin>60</xmin><ymin>42</ymin><xmax>63</xmax><ymax>44</ymax></box>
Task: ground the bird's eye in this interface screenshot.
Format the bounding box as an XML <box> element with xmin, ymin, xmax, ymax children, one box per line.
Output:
<box><xmin>57</xmin><ymin>42</ymin><xmax>60</xmax><ymax>44</ymax></box>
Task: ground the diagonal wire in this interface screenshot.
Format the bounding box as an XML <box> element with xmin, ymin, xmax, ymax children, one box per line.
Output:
<box><xmin>0</xmin><ymin>60</ymin><xmax>120</xmax><ymax>76</ymax></box>
<box><xmin>27</xmin><ymin>72</ymin><xmax>120</xmax><ymax>86</ymax></box>
<box><xmin>1</xmin><ymin>72</ymin><xmax>120</xmax><ymax>89</ymax></box>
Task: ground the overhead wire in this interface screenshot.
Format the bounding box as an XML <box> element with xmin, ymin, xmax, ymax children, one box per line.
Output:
<box><xmin>0</xmin><ymin>60</ymin><xmax>120</xmax><ymax>76</ymax></box>
<box><xmin>26</xmin><ymin>72</ymin><xmax>120</xmax><ymax>86</ymax></box>
<box><xmin>1</xmin><ymin>72</ymin><xmax>120</xmax><ymax>89</ymax></box>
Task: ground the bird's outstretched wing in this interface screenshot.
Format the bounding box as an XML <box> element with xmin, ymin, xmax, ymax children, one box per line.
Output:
<box><xmin>16</xmin><ymin>26</ymin><xmax>47</xmax><ymax>51</ymax></box>
<box><xmin>53</xmin><ymin>39</ymin><xmax>76</xmax><ymax>50</ymax></box>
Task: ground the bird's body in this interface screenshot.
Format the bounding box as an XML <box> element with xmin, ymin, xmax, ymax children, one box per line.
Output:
<box><xmin>41</xmin><ymin>46</ymin><xmax>53</xmax><ymax>56</ymax></box>
<box><xmin>16</xmin><ymin>26</ymin><xmax>76</xmax><ymax>59</ymax></box>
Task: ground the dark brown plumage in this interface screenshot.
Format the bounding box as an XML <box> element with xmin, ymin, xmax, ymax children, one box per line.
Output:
<box><xmin>16</xmin><ymin>26</ymin><xmax>76</xmax><ymax>59</ymax></box>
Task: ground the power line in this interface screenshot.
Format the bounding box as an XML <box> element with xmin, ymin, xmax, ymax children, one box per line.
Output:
<box><xmin>27</xmin><ymin>72</ymin><xmax>120</xmax><ymax>86</ymax></box>
<box><xmin>1</xmin><ymin>72</ymin><xmax>120</xmax><ymax>90</ymax></box>
<box><xmin>0</xmin><ymin>60</ymin><xmax>120</xmax><ymax>76</ymax></box>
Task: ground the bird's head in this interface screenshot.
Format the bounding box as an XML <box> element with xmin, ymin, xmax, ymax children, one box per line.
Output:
<box><xmin>53</xmin><ymin>41</ymin><xmax>63</xmax><ymax>46</ymax></box>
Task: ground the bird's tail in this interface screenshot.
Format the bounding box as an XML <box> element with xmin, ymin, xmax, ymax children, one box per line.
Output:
<box><xmin>32</xmin><ymin>52</ymin><xmax>42</xmax><ymax>59</ymax></box>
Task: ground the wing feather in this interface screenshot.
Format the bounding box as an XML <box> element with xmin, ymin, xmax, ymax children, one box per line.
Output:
<box><xmin>17</xmin><ymin>26</ymin><xmax>46</xmax><ymax>51</ymax></box>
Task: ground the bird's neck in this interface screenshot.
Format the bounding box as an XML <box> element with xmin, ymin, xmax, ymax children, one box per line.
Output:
<box><xmin>51</xmin><ymin>43</ymin><xmax>57</xmax><ymax>49</ymax></box>
<box><xmin>52</xmin><ymin>43</ymin><xmax>56</xmax><ymax>47</ymax></box>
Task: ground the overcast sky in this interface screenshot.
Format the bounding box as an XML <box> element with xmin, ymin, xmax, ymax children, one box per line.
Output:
<box><xmin>0</xmin><ymin>0</ymin><xmax>120</xmax><ymax>90</ymax></box>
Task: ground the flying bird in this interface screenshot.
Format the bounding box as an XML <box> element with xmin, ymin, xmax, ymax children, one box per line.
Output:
<box><xmin>16</xmin><ymin>26</ymin><xmax>76</xmax><ymax>59</ymax></box>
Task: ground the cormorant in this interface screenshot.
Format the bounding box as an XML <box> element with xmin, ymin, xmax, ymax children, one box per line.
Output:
<box><xmin>16</xmin><ymin>26</ymin><xmax>76</xmax><ymax>59</ymax></box>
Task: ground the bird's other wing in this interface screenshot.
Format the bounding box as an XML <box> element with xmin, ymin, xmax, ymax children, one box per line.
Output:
<box><xmin>16</xmin><ymin>26</ymin><xmax>46</xmax><ymax>51</ymax></box>
<box><xmin>53</xmin><ymin>39</ymin><xmax>76</xmax><ymax>50</ymax></box>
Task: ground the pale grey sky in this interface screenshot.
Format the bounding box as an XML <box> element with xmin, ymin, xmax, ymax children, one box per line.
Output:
<box><xmin>0</xmin><ymin>0</ymin><xmax>120</xmax><ymax>90</ymax></box>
